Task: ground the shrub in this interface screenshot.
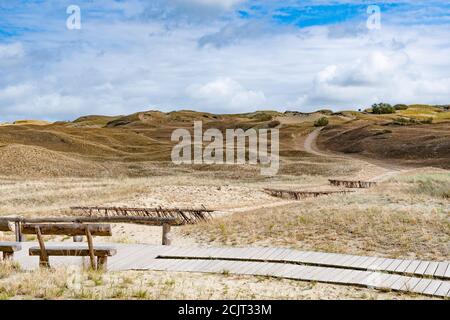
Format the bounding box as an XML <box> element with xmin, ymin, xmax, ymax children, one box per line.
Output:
<box><xmin>314</xmin><ymin>117</ymin><xmax>329</xmax><ymax>127</ymax></box>
<box><xmin>420</xmin><ymin>117</ymin><xmax>433</xmax><ymax>124</ymax></box>
<box><xmin>372</xmin><ymin>103</ymin><xmax>396</xmax><ymax>114</ymax></box>
<box><xmin>394</xmin><ymin>104</ymin><xmax>409</xmax><ymax>110</ymax></box>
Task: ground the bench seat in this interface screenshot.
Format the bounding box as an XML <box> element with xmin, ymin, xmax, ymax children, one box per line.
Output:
<box><xmin>29</xmin><ymin>245</ymin><xmax>116</xmax><ymax>257</ymax></box>
<box><xmin>0</xmin><ymin>242</ymin><xmax>22</xmax><ymax>253</ymax></box>
<box><xmin>0</xmin><ymin>241</ymin><xmax>22</xmax><ymax>260</ymax></box>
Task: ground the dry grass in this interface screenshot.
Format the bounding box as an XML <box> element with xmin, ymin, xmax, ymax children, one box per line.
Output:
<box><xmin>184</xmin><ymin>172</ymin><xmax>450</xmax><ymax>261</ymax></box>
<box><xmin>0</xmin><ymin>264</ymin><xmax>431</xmax><ymax>300</ymax></box>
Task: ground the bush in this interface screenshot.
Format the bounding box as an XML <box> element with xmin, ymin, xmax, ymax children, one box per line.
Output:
<box><xmin>372</xmin><ymin>103</ymin><xmax>396</xmax><ymax>114</ymax></box>
<box><xmin>314</xmin><ymin>117</ymin><xmax>329</xmax><ymax>127</ymax></box>
<box><xmin>394</xmin><ymin>104</ymin><xmax>409</xmax><ymax>110</ymax></box>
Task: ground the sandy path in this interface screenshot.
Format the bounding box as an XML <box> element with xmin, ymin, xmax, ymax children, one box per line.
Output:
<box><xmin>304</xmin><ymin>128</ymin><xmax>407</xmax><ymax>182</ymax></box>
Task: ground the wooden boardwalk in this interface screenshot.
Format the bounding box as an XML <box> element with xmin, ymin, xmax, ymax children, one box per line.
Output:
<box><xmin>11</xmin><ymin>243</ymin><xmax>450</xmax><ymax>298</ymax></box>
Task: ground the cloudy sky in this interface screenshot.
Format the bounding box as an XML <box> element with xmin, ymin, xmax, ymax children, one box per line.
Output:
<box><xmin>1</xmin><ymin>0</ymin><xmax>450</xmax><ymax>121</ymax></box>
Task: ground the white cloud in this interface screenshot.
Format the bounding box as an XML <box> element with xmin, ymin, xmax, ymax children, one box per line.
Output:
<box><xmin>183</xmin><ymin>0</ymin><xmax>244</xmax><ymax>9</ymax></box>
<box><xmin>187</xmin><ymin>78</ymin><xmax>266</xmax><ymax>111</ymax></box>
<box><xmin>1</xmin><ymin>3</ymin><xmax>450</xmax><ymax>121</ymax></box>
<box><xmin>0</xmin><ymin>43</ymin><xmax>24</xmax><ymax>60</ymax></box>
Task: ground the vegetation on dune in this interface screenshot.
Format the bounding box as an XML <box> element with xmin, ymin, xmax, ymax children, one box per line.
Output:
<box><xmin>399</xmin><ymin>173</ymin><xmax>450</xmax><ymax>199</ymax></box>
<box><xmin>372</xmin><ymin>103</ymin><xmax>396</xmax><ymax>114</ymax></box>
<box><xmin>394</xmin><ymin>104</ymin><xmax>409</xmax><ymax>111</ymax></box>
<box><xmin>314</xmin><ymin>117</ymin><xmax>329</xmax><ymax>127</ymax></box>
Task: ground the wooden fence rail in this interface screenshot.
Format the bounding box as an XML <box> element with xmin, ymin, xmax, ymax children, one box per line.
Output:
<box><xmin>264</xmin><ymin>188</ymin><xmax>354</xmax><ymax>200</ymax></box>
<box><xmin>0</xmin><ymin>216</ymin><xmax>179</xmax><ymax>245</ymax></box>
<box><xmin>328</xmin><ymin>179</ymin><xmax>377</xmax><ymax>188</ymax></box>
<box><xmin>70</xmin><ymin>206</ymin><xmax>214</xmax><ymax>225</ymax></box>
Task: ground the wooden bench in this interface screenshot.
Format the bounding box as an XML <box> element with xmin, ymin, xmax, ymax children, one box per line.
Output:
<box><xmin>0</xmin><ymin>220</ymin><xmax>22</xmax><ymax>260</ymax></box>
<box><xmin>22</xmin><ymin>223</ymin><xmax>116</xmax><ymax>270</ymax></box>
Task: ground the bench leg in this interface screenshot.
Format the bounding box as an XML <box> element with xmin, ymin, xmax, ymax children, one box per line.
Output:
<box><xmin>2</xmin><ymin>252</ymin><xmax>13</xmax><ymax>260</ymax></box>
<box><xmin>97</xmin><ymin>256</ymin><xmax>108</xmax><ymax>271</ymax></box>
<box><xmin>39</xmin><ymin>256</ymin><xmax>50</xmax><ymax>268</ymax></box>
<box><xmin>162</xmin><ymin>223</ymin><xmax>172</xmax><ymax>246</ymax></box>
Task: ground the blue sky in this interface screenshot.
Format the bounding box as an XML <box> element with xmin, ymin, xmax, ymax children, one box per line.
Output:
<box><xmin>1</xmin><ymin>0</ymin><xmax>450</xmax><ymax>121</ymax></box>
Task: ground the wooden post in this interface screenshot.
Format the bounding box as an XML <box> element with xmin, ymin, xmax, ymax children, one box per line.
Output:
<box><xmin>85</xmin><ymin>225</ymin><xmax>96</xmax><ymax>270</ymax></box>
<box><xmin>3</xmin><ymin>252</ymin><xmax>13</xmax><ymax>260</ymax></box>
<box><xmin>162</xmin><ymin>223</ymin><xmax>172</xmax><ymax>246</ymax></box>
<box><xmin>15</xmin><ymin>221</ymin><xmax>23</xmax><ymax>242</ymax></box>
<box><xmin>97</xmin><ymin>256</ymin><xmax>108</xmax><ymax>271</ymax></box>
<box><xmin>35</xmin><ymin>226</ymin><xmax>49</xmax><ymax>268</ymax></box>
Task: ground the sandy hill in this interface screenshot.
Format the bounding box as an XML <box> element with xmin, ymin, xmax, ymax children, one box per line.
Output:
<box><xmin>0</xmin><ymin>106</ymin><xmax>448</xmax><ymax>177</ymax></box>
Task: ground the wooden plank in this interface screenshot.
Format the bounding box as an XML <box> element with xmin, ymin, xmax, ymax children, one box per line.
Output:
<box><xmin>362</xmin><ymin>272</ymin><xmax>392</xmax><ymax>288</ymax></box>
<box><xmin>331</xmin><ymin>254</ymin><xmax>357</xmax><ymax>267</ymax></box>
<box><xmin>404</xmin><ymin>260</ymin><xmax>421</xmax><ymax>275</ymax></box>
<box><xmin>264</xmin><ymin>248</ymin><xmax>287</xmax><ymax>261</ymax></box>
<box><xmin>422</xmin><ymin>280</ymin><xmax>444</xmax><ymax>296</ymax></box>
<box><xmin>312</xmin><ymin>267</ymin><xmax>342</xmax><ymax>282</ymax></box>
<box><xmin>269</xmin><ymin>248</ymin><xmax>291</xmax><ymax>261</ymax></box>
<box><xmin>399</xmin><ymin>277</ymin><xmax>422</xmax><ymax>293</ymax></box>
<box><xmin>251</xmin><ymin>247</ymin><xmax>273</xmax><ymax>260</ymax></box>
<box><xmin>364</xmin><ymin>258</ymin><xmax>387</xmax><ymax>271</ymax></box>
<box><xmin>445</xmin><ymin>263</ymin><xmax>450</xmax><ymax>279</ymax></box>
<box><xmin>341</xmin><ymin>255</ymin><xmax>363</xmax><ymax>268</ymax></box>
<box><xmin>240</xmin><ymin>262</ymin><xmax>266</xmax><ymax>275</ymax></box>
<box><xmin>411</xmin><ymin>278</ymin><xmax>433</xmax><ymax>294</ymax></box>
<box><xmin>337</xmin><ymin>270</ymin><xmax>365</xmax><ymax>284</ymax></box>
<box><xmin>270</xmin><ymin>264</ymin><xmax>296</xmax><ymax>278</ymax></box>
<box><xmin>423</xmin><ymin>262</ymin><xmax>439</xmax><ymax>276</ymax></box>
<box><xmin>385</xmin><ymin>259</ymin><xmax>404</xmax><ymax>272</ymax></box>
<box><xmin>244</xmin><ymin>247</ymin><xmax>267</xmax><ymax>260</ymax></box>
<box><xmin>414</xmin><ymin>261</ymin><xmax>430</xmax><ymax>275</ymax></box>
<box><xmin>261</xmin><ymin>263</ymin><xmax>289</xmax><ymax>277</ymax></box>
<box><xmin>323</xmin><ymin>267</ymin><xmax>349</xmax><ymax>283</ymax></box>
<box><xmin>207</xmin><ymin>260</ymin><xmax>234</xmax><ymax>273</ymax></box>
<box><xmin>390</xmin><ymin>275</ymin><xmax>412</xmax><ymax>291</ymax></box>
<box><xmin>19</xmin><ymin>216</ymin><xmax>178</xmax><ymax>226</ymax></box>
<box><xmin>282</xmin><ymin>250</ymin><xmax>309</xmax><ymax>263</ymax></box>
<box><xmin>348</xmin><ymin>270</ymin><xmax>375</xmax><ymax>285</ymax></box>
<box><xmin>254</xmin><ymin>262</ymin><xmax>277</xmax><ymax>276</ymax></box>
<box><xmin>394</xmin><ymin>260</ymin><xmax>413</xmax><ymax>273</ymax></box>
<box><xmin>320</xmin><ymin>253</ymin><xmax>343</xmax><ymax>264</ymax></box>
<box><xmin>22</xmin><ymin>223</ymin><xmax>112</xmax><ymax>236</ymax></box>
<box><xmin>290</xmin><ymin>265</ymin><xmax>313</xmax><ymax>280</ymax></box>
<box><xmin>0</xmin><ymin>220</ymin><xmax>14</xmax><ymax>232</ymax></box>
<box><xmin>349</xmin><ymin>256</ymin><xmax>371</xmax><ymax>269</ymax></box>
<box><xmin>260</xmin><ymin>247</ymin><xmax>282</xmax><ymax>260</ymax></box>
<box><xmin>434</xmin><ymin>262</ymin><xmax>449</xmax><ymax>278</ymax></box>
<box><xmin>302</xmin><ymin>265</ymin><xmax>328</xmax><ymax>281</ymax></box>
<box><xmin>108</xmin><ymin>245</ymin><xmax>149</xmax><ymax>269</ymax></box>
<box><xmin>355</xmin><ymin>257</ymin><xmax>379</xmax><ymax>270</ymax></box>
<box><xmin>308</xmin><ymin>267</ymin><xmax>331</xmax><ymax>281</ymax></box>
<box><xmin>29</xmin><ymin>245</ymin><xmax>116</xmax><ymax>257</ymax></box>
<box><xmin>227</xmin><ymin>261</ymin><xmax>253</xmax><ymax>274</ymax></box>
<box><xmin>376</xmin><ymin>274</ymin><xmax>402</xmax><ymax>289</ymax></box>
<box><xmin>0</xmin><ymin>242</ymin><xmax>22</xmax><ymax>252</ymax></box>
<box><xmin>376</xmin><ymin>258</ymin><xmax>396</xmax><ymax>271</ymax></box>
<box><xmin>434</xmin><ymin>281</ymin><xmax>450</xmax><ymax>298</ymax></box>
